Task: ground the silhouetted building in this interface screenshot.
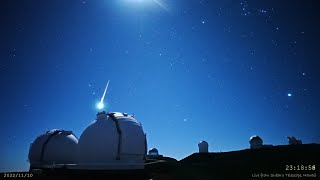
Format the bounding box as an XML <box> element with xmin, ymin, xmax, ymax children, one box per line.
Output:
<box><xmin>198</xmin><ymin>141</ymin><xmax>209</xmax><ymax>153</ymax></box>
<box><xmin>148</xmin><ymin>148</ymin><xmax>159</xmax><ymax>156</ymax></box>
<box><xmin>287</xmin><ymin>136</ymin><xmax>302</xmax><ymax>145</ymax></box>
<box><xmin>249</xmin><ymin>135</ymin><xmax>263</xmax><ymax>149</ymax></box>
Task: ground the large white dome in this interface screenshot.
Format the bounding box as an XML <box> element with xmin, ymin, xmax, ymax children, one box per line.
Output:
<box><xmin>28</xmin><ymin>129</ymin><xmax>78</xmax><ymax>167</ymax></box>
<box><xmin>77</xmin><ymin>112</ymin><xmax>147</xmax><ymax>169</ymax></box>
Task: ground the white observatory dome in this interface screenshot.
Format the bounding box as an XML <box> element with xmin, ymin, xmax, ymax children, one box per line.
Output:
<box><xmin>77</xmin><ymin>112</ymin><xmax>147</xmax><ymax>170</ymax></box>
<box><xmin>148</xmin><ymin>148</ymin><xmax>159</xmax><ymax>156</ymax></box>
<box><xmin>198</xmin><ymin>141</ymin><xmax>209</xmax><ymax>153</ymax></box>
<box><xmin>28</xmin><ymin>129</ymin><xmax>78</xmax><ymax>168</ymax></box>
<box><xmin>249</xmin><ymin>135</ymin><xmax>263</xmax><ymax>149</ymax></box>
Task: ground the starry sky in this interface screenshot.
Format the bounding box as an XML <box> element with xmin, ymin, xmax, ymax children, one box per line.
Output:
<box><xmin>1</xmin><ymin>0</ymin><xmax>320</xmax><ymax>172</ymax></box>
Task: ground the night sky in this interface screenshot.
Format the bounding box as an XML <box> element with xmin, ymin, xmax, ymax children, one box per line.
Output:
<box><xmin>1</xmin><ymin>0</ymin><xmax>320</xmax><ymax>172</ymax></box>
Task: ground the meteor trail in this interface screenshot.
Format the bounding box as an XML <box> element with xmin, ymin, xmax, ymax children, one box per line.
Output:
<box><xmin>97</xmin><ymin>80</ymin><xmax>110</xmax><ymax>110</ymax></box>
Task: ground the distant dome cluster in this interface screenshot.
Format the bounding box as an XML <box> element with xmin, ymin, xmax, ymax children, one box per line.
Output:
<box><xmin>28</xmin><ymin>112</ymin><xmax>147</xmax><ymax>171</ymax></box>
<box><xmin>195</xmin><ymin>135</ymin><xmax>302</xmax><ymax>153</ymax></box>
<box><xmin>248</xmin><ymin>135</ymin><xmax>302</xmax><ymax>149</ymax></box>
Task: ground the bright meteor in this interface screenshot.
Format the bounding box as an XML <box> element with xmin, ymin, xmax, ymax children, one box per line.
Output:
<box><xmin>97</xmin><ymin>80</ymin><xmax>110</xmax><ymax>110</ymax></box>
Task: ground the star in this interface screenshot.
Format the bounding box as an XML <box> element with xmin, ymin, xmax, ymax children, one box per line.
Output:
<box><xmin>202</xmin><ymin>21</ymin><xmax>205</xmax><ymax>24</ymax></box>
<box><xmin>287</xmin><ymin>93</ymin><xmax>292</xmax><ymax>97</ymax></box>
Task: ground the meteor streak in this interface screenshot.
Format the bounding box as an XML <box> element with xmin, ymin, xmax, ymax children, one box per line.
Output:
<box><xmin>97</xmin><ymin>80</ymin><xmax>110</xmax><ymax>110</ymax></box>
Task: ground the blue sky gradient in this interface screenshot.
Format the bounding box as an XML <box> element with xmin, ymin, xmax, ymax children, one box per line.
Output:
<box><xmin>1</xmin><ymin>0</ymin><xmax>319</xmax><ymax>172</ymax></box>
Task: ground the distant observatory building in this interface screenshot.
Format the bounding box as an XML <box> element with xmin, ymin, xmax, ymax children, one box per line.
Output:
<box><xmin>287</xmin><ymin>136</ymin><xmax>302</xmax><ymax>145</ymax></box>
<box><xmin>148</xmin><ymin>148</ymin><xmax>159</xmax><ymax>156</ymax></box>
<box><xmin>28</xmin><ymin>111</ymin><xmax>147</xmax><ymax>173</ymax></box>
<box><xmin>198</xmin><ymin>141</ymin><xmax>209</xmax><ymax>153</ymax></box>
<box><xmin>249</xmin><ymin>135</ymin><xmax>273</xmax><ymax>149</ymax></box>
<box><xmin>249</xmin><ymin>135</ymin><xmax>263</xmax><ymax>149</ymax></box>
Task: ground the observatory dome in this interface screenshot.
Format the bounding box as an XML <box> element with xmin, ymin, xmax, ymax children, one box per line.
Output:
<box><xmin>148</xmin><ymin>148</ymin><xmax>159</xmax><ymax>156</ymax></box>
<box><xmin>198</xmin><ymin>141</ymin><xmax>209</xmax><ymax>153</ymax></box>
<box><xmin>77</xmin><ymin>112</ymin><xmax>147</xmax><ymax>170</ymax></box>
<box><xmin>28</xmin><ymin>129</ymin><xmax>78</xmax><ymax>167</ymax></box>
<box><xmin>249</xmin><ymin>135</ymin><xmax>263</xmax><ymax>149</ymax></box>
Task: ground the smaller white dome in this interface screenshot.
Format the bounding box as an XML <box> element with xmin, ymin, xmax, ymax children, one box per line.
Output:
<box><xmin>148</xmin><ymin>148</ymin><xmax>159</xmax><ymax>156</ymax></box>
<box><xmin>198</xmin><ymin>141</ymin><xmax>209</xmax><ymax>153</ymax></box>
<box><xmin>28</xmin><ymin>129</ymin><xmax>78</xmax><ymax>166</ymax></box>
